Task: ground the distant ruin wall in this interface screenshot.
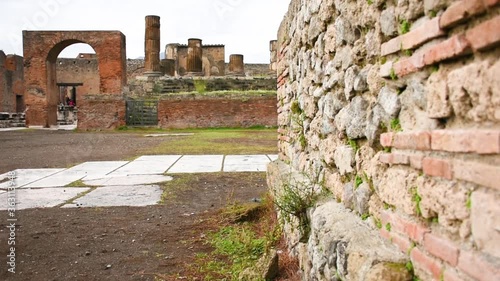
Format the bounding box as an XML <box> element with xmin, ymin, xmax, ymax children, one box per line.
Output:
<box><xmin>56</xmin><ymin>58</ymin><xmax>100</xmax><ymax>97</ymax></box>
<box><xmin>268</xmin><ymin>0</ymin><xmax>500</xmax><ymax>281</ymax></box>
<box><xmin>0</xmin><ymin>51</ymin><xmax>24</xmax><ymax>112</ymax></box>
<box><xmin>77</xmin><ymin>95</ymin><xmax>125</xmax><ymax>130</ymax></box>
<box><xmin>158</xmin><ymin>93</ymin><xmax>277</xmax><ymax>129</ymax></box>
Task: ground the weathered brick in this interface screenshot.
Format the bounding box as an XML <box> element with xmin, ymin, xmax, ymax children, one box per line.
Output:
<box><xmin>379</xmin><ymin>153</ymin><xmax>393</xmax><ymax>164</ymax></box>
<box><xmin>423</xmin><ymin>233</ymin><xmax>460</xmax><ymax>266</ymax></box>
<box><xmin>393</xmin><ymin>131</ymin><xmax>432</xmax><ymax>150</ymax></box>
<box><xmin>410</xmin><ymin>247</ymin><xmax>444</xmax><ymax>280</ymax></box>
<box><xmin>401</xmin><ymin>17</ymin><xmax>445</xmax><ymax>50</ymax></box>
<box><xmin>453</xmin><ymin>160</ymin><xmax>500</xmax><ymax>190</ymax></box>
<box><xmin>409</xmin><ymin>155</ymin><xmax>424</xmax><ymax>170</ymax></box>
<box><xmin>422</xmin><ymin>158</ymin><xmax>453</xmax><ymax>180</ymax></box>
<box><xmin>483</xmin><ymin>0</ymin><xmax>500</xmax><ymax>7</ymax></box>
<box><xmin>380</xmin><ymin>132</ymin><xmax>394</xmax><ymax>147</ymax></box>
<box><xmin>390</xmin><ymin>232</ymin><xmax>413</xmax><ymax>253</ymax></box>
<box><xmin>381</xmin><ymin>37</ymin><xmax>402</xmax><ymax>56</ymax></box>
<box><xmin>379</xmin><ymin>61</ymin><xmax>394</xmax><ymax>78</ymax></box>
<box><xmin>394</xmin><ymin>52</ymin><xmax>425</xmax><ymax>77</ymax></box>
<box><xmin>466</xmin><ymin>15</ymin><xmax>500</xmax><ymax>51</ymax></box>
<box><xmin>458</xmin><ymin>251</ymin><xmax>500</xmax><ymax>281</ymax></box>
<box><xmin>444</xmin><ymin>269</ymin><xmax>466</xmax><ymax>281</ymax></box>
<box><xmin>440</xmin><ymin>0</ymin><xmax>486</xmax><ymax>29</ymax></box>
<box><xmin>471</xmin><ymin>189</ymin><xmax>500</xmax><ymax>258</ymax></box>
<box><xmin>423</xmin><ymin>35</ymin><xmax>472</xmax><ymax>66</ymax></box>
<box><xmin>431</xmin><ymin>130</ymin><xmax>500</xmax><ymax>154</ymax></box>
<box><xmin>382</xmin><ymin>210</ymin><xmax>430</xmax><ymax>243</ymax></box>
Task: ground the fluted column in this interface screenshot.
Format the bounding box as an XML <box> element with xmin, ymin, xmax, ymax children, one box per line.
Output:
<box><xmin>228</xmin><ymin>54</ymin><xmax>245</xmax><ymax>76</ymax></box>
<box><xmin>187</xmin><ymin>38</ymin><xmax>203</xmax><ymax>75</ymax></box>
<box><xmin>144</xmin><ymin>15</ymin><xmax>161</xmax><ymax>76</ymax></box>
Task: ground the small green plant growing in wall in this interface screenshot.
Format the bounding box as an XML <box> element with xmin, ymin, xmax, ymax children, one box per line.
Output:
<box><xmin>410</xmin><ymin>187</ymin><xmax>423</xmax><ymax>216</ymax></box>
<box><xmin>390</xmin><ymin>68</ymin><xmax>398</xmax><ymax>80</ymax></box>
<box><xmin>367</xmin><ymin>0</ymin><xmax>373</xmax><ymax>4</ymax></box>
<box><xmin>390</xmin><ymin>118</ymin><xmax>402</xmax><ymax>132</ymax></box>
<box><xmin>399</xmin><ymin>19</ymin><xmax>411</xmax><ymax>34</ymax></box>
<box><xmin>355</xmin><ymin>175</ymin><xmax>363</xmax><ymax>189</ymax></box>
<box><xmin>347</xmin><ymin>138</ymin><xmax>359</xmax><ymax>152</ymax></box>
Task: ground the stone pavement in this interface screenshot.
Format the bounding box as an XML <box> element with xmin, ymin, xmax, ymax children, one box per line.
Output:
<box><xmin>0</xmin><ymin>154</ymin><xmax>278</xmax><ymax>210</ymax></box>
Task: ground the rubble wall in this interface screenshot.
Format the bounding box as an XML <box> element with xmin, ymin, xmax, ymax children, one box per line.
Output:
<box><xmin>268</xmin><ymin>0</ymin><xmax>500</xmax><ymax>280</ymax></box>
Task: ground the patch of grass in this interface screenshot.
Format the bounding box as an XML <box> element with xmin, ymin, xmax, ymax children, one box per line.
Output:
<box><xmin>361</xmin><ymin>213</ymin><xmax>370</xmax><ymax>220</ymax></box>
<box><xmin>429</xmin><ymin>10</ymin><xmax>437</xmax><ymax>18</ymax></box>
<box><xmin>65</xmin><ymin>179</ymin><xmax>97</xmax><ymax>188</ymax></box>
<box><xmin>466</xmin><ymin>191</ymin><xmax>472</xmax><ymax>209</ymax></box>
<box><xmin>374</xmin><ymin>218</ymin><xmax>383</xmax><ymax>229</ymax></box>
<box><xmin>144</xmin><ymin>128</ymin><xmax>278</xmax><ymax>155</ymax></box>
<box><xmin>159</xmin><ymin>174</ymin><xmax>199</xmax><ymax>203</ymax></box>
<box><xmin>367</xmin><ymin>0</ymin><xmax>373</xmax><ymax>4</ymax></box>
<box><xmin>209</xmin><ymin>225</ymin><xmax>266</xmax><ymax>279</ymax></box>
<box><xmin>193</xmin><ymin>79</ymin><xmax>207</xmax><ymax>93</ymax></box>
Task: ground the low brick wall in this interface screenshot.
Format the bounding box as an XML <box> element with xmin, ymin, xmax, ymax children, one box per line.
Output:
<box><xmin>78</xmin><ymin>95</ymin><xmax>126</xmax><ymax>130</ymax></box>
<box><xmin>158</xmin><ymin>93</ymin><xmax>277</xmax><ymax>129</ymax></box>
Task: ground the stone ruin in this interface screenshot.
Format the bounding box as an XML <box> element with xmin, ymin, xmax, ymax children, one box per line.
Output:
<box><xmin>0</xmin><ymin>14</ymin><xmax>279</xmax><ymax>129</ymax></box>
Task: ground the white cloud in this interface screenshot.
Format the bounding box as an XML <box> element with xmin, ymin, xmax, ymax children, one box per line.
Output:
<box><xmin>0</xmin><ymin>0</ymin><xmax>289</xmax><ymax>62</ymax></box>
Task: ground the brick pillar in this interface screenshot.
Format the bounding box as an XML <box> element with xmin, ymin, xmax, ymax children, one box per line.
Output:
<box><xmin>144</xmin><ymin>15</ymin><xmax>161</xmax><ymax>76</ymax></box>
<box><xmin>270</xmin><ymin>40</ymin><xmax>278</xmax><ymax>71</ymax></box>
<box><xmin>187</xmin><ymin>38</ymin><xmax>203</xmax><ymax>75</ymax></box>
<box><xmin>228</xmin><ymin>54</ymin><xmax>245</xmax><ymax>76</ymax></box>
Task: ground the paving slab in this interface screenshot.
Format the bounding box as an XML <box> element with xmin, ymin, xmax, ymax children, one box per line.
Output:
<box><xmin>268</xmin><ymin>155</ymin><xmax>279</xmax><ymax>161</ymax></box>
<box><xmin>26</xmin><ymin>161</ymin><xmax>127</xmax><ymax>188</ymax></box>
<box><xmin>83</xmin><ymin>175</ymin><xmax>173</xmax><ymax>186</ymax></box>
<box><xmin>223</xmin><ymin>155</ymin><xmax>271</xmax><ymax>172</ymax></box>
<box><xmin>110</xmin><ymin>155</ymin><xmax>181</xmax><ymax>176</ymax></box>
<box><xmin>167</xmin><ymin>155</ymin><xmax>224</xmax><ymax>173</ymax></box>
<box><xmin>62</xmin><ymin>185</ymin><xmax>162</xmax><ymax>208</ymax></box>
<box><xmin>0</xmin><ymin>127</ymin><xmax>27</xmax><ymax>132</ymax></box>
<box><xmin>144</xmin><ymin>133</ymin><xmax>194</xmax><ymax>137</ymax></box>
<box><xmin>0</xmin><ymin>169</ymin><xmax>65</xmax><ymax>189</ymax></box>
<box><xmin>0</xmin><ymin>187</ymin><xmax>90</xmax><ymax>210</ymax></box>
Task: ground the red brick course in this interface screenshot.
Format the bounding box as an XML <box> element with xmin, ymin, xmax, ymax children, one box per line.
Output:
<box><xmin>411</xmin><ymin>247</ymin><xmax>444</xmax><ymax>280</ymax></box>
<box><xmin>392</xmin><ymin>132</ymin><xmax>432</xmax><ymax>150</ymax></box>
<box><xmin>466</xmin><ymin>15</ymin><xmax>500</xmax><ymax>51</ymax></box>
<box><xmin>440</xmin><ymin>0</ymin><xmax>486</xmax><ymax>29</ymax></box>
<box><xmin>423</xmin><ymin>233</ymin><xmax>460</xmax><ymax>266</ymax></box>
<box><xmin>423</xmin><ymin>34</ymin><xmax>472</xmax><ymax>66</ymax></box>
<box><xmin>453</xmin><ymin>160</ymin><xmax>500</xmax><ymax>191</ymax></box>
<box><xmin>431</xmin><ymin>130</ymin><xmax>500</xmax><ymax>154</ymax></box>
<box><xmin>458</xmin><ymin>251</ymin><xmax>500</xmax><ymax>281</ymax></box>
<box><xmin>422</xmin><ymin>158</ymin><xmax>453</xmax><ymax>180</ymax></box>
<box><xmin>158</xmin><ymin>95</ymin><xmax>277</xmax><ymax>129</ymax></box>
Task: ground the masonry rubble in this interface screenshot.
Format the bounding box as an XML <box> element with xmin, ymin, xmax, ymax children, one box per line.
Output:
<box><xmin>268</xmin><ymin>0</ymin><xmax>500</xmax><ymax>280</ymax></box>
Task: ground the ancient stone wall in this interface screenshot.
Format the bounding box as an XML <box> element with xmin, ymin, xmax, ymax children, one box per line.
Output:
<box><xmin>157</xmin><ymin>93</ymin><xmax>277</xmax><ymax>129</ymax></box>
<box><xmin>269</xmin><ymin>0</ymin><xmax>500</xmax><ymax>280</ymax></box>
<box><xmin>56</xmin><ymin>58</ymin><xmax>100</xmax><ymax>97</ymax></box>
<box><xmin>0</xmin><ymin>51</ymin><xmax>24</xmax><ymax>112</ymax></box>
<box><xmin>77</xmin><ymin>95</ymin><xmax>125</xmax><ymax>130</ymax></box>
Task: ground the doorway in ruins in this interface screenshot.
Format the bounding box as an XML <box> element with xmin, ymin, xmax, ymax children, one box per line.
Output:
<box><xmin>54</xmin><ymin>43</ymin><xmax>100</xmax><ymax>126</ymax></box>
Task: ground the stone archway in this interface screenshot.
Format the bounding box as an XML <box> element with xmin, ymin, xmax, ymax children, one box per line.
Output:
<box><xmin>23</xmin><ymin>31</ymin><xmax>127</xmax><ymax>127</ymax></box>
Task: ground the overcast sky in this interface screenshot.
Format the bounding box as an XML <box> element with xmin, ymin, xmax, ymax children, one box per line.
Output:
<box><xmin>0</xmin><ymin>0</ymin><xmax>290</xmax><ymax>63</ymax></box>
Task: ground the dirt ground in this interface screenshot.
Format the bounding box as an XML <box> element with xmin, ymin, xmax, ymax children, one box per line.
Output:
<box><xmin>0</xmin><ymin>130</ymin><xmax>274</xmax><ymax>280</ymax></box>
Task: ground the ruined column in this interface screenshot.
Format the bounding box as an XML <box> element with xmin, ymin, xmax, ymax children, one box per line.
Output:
<box><xmin>228</xmin><ymin>54</ymin><xmax>245</xmax><ymax>76</ymax></box>
<box><xmin>270</xmin><ymin>40</ymin><xmax>278</xmax><ymax>72</ymax></box>
<box><xmin>144</xmin><ymin>15</ymin><xmax>161</xmax><ymax>76</ymax></box>
<box><xmin>186</xmin><ymin>38</ymin><xmax>203</xmax><ymax>75</ymax></box>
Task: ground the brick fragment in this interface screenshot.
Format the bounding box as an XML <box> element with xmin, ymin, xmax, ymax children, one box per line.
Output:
<box><xmin>393</xmin><ymin>131</ymin><xmax>432</xmax><ymax>150</ymax></box>
<box><xmin>458</xmin><ymin>251</ymin><xmax>500</xmax><ymax>281</ymax></box>
<box><xmin>380</xmin><ymin>132</ymin><xmax>394</xmax><ymax>147</ymax></box>
<box><xmin>453</xmin><ymin>160</ymin><xmax>500</xmax><ymax>191</ymax></box>
<box><xmin>423</xmin><ymin>35</ymin><xmax>472</xmax><ymax>66</ymax></box>
<box><xmin>466</xmin><ymin>15</ymin><xmax>500</xmax><ymax>51</ymax></box>
<box><xmin>431</xmin><ymin>130</ymin><xmax>500</xmax><ymax>154</ymax></box>
<box><xmin>410</xmin><ymin>247</ymin><xmax>444</xmax><ymax>280</ymax></box>
<box><xmin>401</xmin><ymin>17</ymin><xmax>445</xmax><ymax>50</ymax></box>
<box><xmin>394</xmin><ymin>52</ymin><xmax>425</xmax><ymax>77</ymax></box>
<box><xmin>381</xmin><ymin>37</ymin><xmax>402</xmax><ymax>56</ymax></box>
<box><xmin>444</xmin><ymin>269</ymin><xmax>466</xmax><ymax>281</ymax></box>
<box><xmin>423</xmin><ymin>233</ymin><xmax>460</xmax><ymax>266</ymax></box>
<box><xmin>422</xmin><ymin>158</ymin><xmax>453</xmax><ymax>180</ymax></box>
<box><xmin>440</xmin><ymin>0</ymin><xmax>486</xmax><ymax>29</ymax></box>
